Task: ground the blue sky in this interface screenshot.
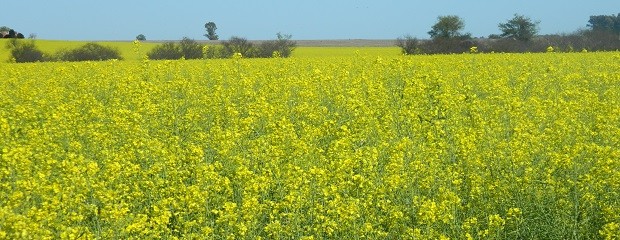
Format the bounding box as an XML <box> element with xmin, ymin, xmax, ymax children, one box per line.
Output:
<box><xmin>2</xmin><ymin>0</ymin><xmax>619</xmax><ymax>40</ymax></box>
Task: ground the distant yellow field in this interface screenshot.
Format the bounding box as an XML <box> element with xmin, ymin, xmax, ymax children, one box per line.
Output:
<box><xmin>0</xmin><ymin>39</ymin><xmax>160</xmax><ymax>61</ymax></box>
<box><xmin>1</xmin><ymin>52</ymin><xmax>619</xmax><ymax>239</ymax></box>
<box><xmin>0</xmin><ymin>39</ymin><xmax>400</xmax><ymax>61</ymax></box>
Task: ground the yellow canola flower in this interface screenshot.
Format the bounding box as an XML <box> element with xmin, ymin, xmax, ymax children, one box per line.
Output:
<box><xmin>0</xmin><ymin>52</ymin><xmax>617</xmax><ymax>239</ymax></box>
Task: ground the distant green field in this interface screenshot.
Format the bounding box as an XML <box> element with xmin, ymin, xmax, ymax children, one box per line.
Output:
<box><xmin>0</xmin><ymin>39</ymin><xmax>400</xmax><ymax>61</ymax></box>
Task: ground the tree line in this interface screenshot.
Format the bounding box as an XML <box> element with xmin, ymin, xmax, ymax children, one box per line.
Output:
<box><xmin>397</xmin><ymin>13</ymin><xmax>620</xmax><ymax>54</ymax></box>
<box><xmin>146</xmin><ymin>33</ymin><xmax>296</xmax><ymax>60</ymax></box>
<box><xmin>3</xmin><ymin>34</ymin><xmax>297</xmax><ymax>63</ymax></box>
<box><xmin>3</xmin><ymin>13</ymin><xmax>619</xmax><ymax>62</ymax></box>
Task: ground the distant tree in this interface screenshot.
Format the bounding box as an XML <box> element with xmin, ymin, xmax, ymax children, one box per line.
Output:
<box><xmin>0</xmin><ymin>26</ymin><xmax>10</xmax><ymax>32</ymax></box>
<box><xmin>588</xmin><ymin>13</ymin><xmax>620</xmax><ymax>35</ymax></box>
<box><xmin>428</xmin><ymin>15</ymin><xmax>470</xmax><ymax>40</ymax></box>
<box><xmin>8</xmin><ymin>29</ymin><xmax>16</xmax><ymax>38</ymax></box>
<box><xmin>16</xmin><ymin>33</ymin><xmax>24</xmax><ymax>39</ymax></box>
<box><xmin>136</xmin><ymin>34</ymin><xmax>146</xmax><ymax>41</ymax></box>
<box><xmin>28</xmin><ymin>33</ymin><xmax>37</xmax><ymax>39</ymax></box>
<box><xmin>204</xmin><ymin>21</ymin><xmax>219</xmax><ymax>40</ymax></box>
<box><xmin>498</xmin><ymin>14</ymin><xmax>540</xmax><ymax>41</ymax></box>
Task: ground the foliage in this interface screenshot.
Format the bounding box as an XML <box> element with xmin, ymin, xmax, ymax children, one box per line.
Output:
<box><xmin>179</xmin><ymin>37</ymin><xmax>204</xmax><ymax>59</ymax></box>
<box><xmin>7</xmin><ymin>29</ymin><xmax>15</xmax><ymax>38</ymax></box>
<box><xmin>147</xmin><ymin>38</ymin><xmax>205</xmax><ymax>60</ymax></box>
<box><xmin>478</xmin><ymin>31</ymin><xmax>620</xmax><ymax>53</ymax></box>
<box><xmin>222</xmin><ymin>36</ymin><xmax>255</xmax><ymax>58</ymax></box>
<box><xmin>498</xmin><ymin>14</ymin><xmax>540</xmax><ymax>41</ymax></box>
<box><xmin>255</xmin><ymin>33</ymin><xmax>297</xmax><ymax>58</ymax></box>
<box><xmin>203</xmin><ymin>45</ymin><xmax>227</xmax><ymax>59</ymax></box>
<box><xmin>0</xmin><ymin>53</ymin><xmax>619</xmax><ymax>239</ymax></box>
<box><xmin>5</xmin><ymin>39</ymin><xmax>45</xmax><ymax>62</ymax></box>
<box><xmin>428</xmin><ymin>15</ymin><xmax>470</xmax><ymax>40</ymax></box>
<box><xmin>587</xmin><ymin>13</ymin><xmax>620</xmax><ymax>35</ymax></box>
<box><xmin>56</xmin><ymin>43</ymin><xmax>123</xmax><ymax>61</ymax></box>
<box><xmin>136</xmin><ymin>34</ymin><xmax>146</xmax><ymax>41</ymax></box>
<box><xmin>204</xmin><ymin>21</ymin><xmax>219</xmax><ymax>40</ymax></box>
<box><xmin>396</xmin><ymin>35</ymin><xmax>421</xmax><ymax>55</ymax></box>
<box><xmin>147</xmin><ymin>42</ymin><xmax>183</xmax><ymax>60</ymax></box>
<box><xmin>1</xmin><ymin>29</ymin><xmax>25</xmax><ymax>39</ymax></box>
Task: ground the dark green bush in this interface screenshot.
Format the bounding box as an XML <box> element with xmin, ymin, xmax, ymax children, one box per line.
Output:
<box><xmin>147</xmin><ymin>42</ymin><xmax>183</xmax><ymax>60</ymax></box>
<box><xmin>6</xmin><ymin>39</ymin><xmax>45</xmax><ymax>63</ymax></box>
<box><xmin>204</xmin><ymin>45</ymin><xmax>226</xmax><ymax>59</ymax></box>
<box><xmin>179</xmin><ymin>37</ymin><xmax>203</xmax><ymax>59</ymax></box>
<box><xmin>222</xmin><ymin>36</ymin><xmax>256</xmax><ymax>58</ymax></box>
<box><xmin>396</xmin><ymin>35</ymin><xmax>421</xmax><ymax>55</ymax></box>
<box><xmin>58</xmin><ymin>43</ymin><xmax>122</xmax><ymax>61</ymax></box>
<box><xmin>147</xmin><ymin>38</ymin><xmax>205</xmax><ymax>60</ymax></box>
<box><xmin>255</xmin><ymin>33</ymin><xmax>297</xmax><ymax>58</ymax></box>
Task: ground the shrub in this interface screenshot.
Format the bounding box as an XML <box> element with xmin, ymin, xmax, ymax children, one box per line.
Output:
<box><xmin>147</xmin><ymin>38</ymin><xmax>206</xmax><ymax>60</ymax></box>
<box><xmin>58</xmin><ymin>43</ymin><xmax>122</xmax><ymax>61</ymax></box>
<box><xmin>255</xmin><ymin>33</ymin><xmax>297</xmax><ymax>58</ymax></box>
<box><xmin>204</xmin><ymin>45</ymin><xmax>227</xmax><ymax>59</ymax></box>
<box><xmin>222</xmin><ymin>36</ymin><xmax>255</xmax><ymax>58</ymax></box>
<box><xmin>396</xmin><ymin>35</ymin><xmax>421</xmax><ymax>55</ymax></box>
<box><xmin>6</xmin><ymin>39</ymin><xmax>45</xmax><ymax>63</ymax></box>
<box><xmin>147</xmin><ymin>42</ymin><xmax>183</xmax><ymax>60</ymax></box>
<box><xmin>420</xmin><ymin>38</ymin><xmax>473</xmax><ymax>54</ymax></box>
<box><xmin>480</xmin><ymin>32</ymin><xmax>620</xmax><ymax>53</ymax></box>
<box><xmin>179</xmin><ymin>37</ymin><xmax>203</xmax><ymax>59</ymax></box>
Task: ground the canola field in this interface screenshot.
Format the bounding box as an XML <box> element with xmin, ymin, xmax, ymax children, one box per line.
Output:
<box><xmin>1</xmin><ymin>52</ymin><xmax>619</xmax><ymax>239</ymax></box>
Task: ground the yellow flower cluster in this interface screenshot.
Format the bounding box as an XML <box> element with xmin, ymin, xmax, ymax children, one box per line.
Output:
<box><xmin>0</xmin><ymin>52</ymin><xmax>618</xmax><ymax>239</ymax></box>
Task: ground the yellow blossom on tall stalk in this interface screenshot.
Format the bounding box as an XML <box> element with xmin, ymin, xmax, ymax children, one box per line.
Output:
<box><xmin>469</xmin><ymin>46</ymin><xmax>478</xmax><ymax>53</ymax></box>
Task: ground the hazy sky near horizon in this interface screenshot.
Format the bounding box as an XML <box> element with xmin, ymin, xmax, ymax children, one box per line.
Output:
<box><xmin>2</xmin><ymin>0</ymin><xmax>619</xmax><ymax>41</ymax></box>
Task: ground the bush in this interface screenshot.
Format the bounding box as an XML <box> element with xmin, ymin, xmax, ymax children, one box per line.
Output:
<box><xmin>6</xmin><ymin>39</ymin><xmax>45</xmax><ymax>63</ymax></box>
<box><xmin>147</xmin><ymin>38</ymin><xmax>205</xmax><ymax>60</ymax></box>
<box><xmin>222</xmin><ymin>36</ymin><xmax>255</xmax><ymax>58</ymax></box>
<box><xmin>179</xmin><ymin>37</ymin><xmax>203</xmax><ymax>59</ymax></box>
<box><xmin>396</xmin><ymin>35</ymin><xmax>421</xmax><ymax>55</ymax></box>
<box><xmin>479</xmin><ymin>31</ymin><xmax>620</xmax><ymax>53</ymax></box>
<box><xmin>255</xmin><ymin>33</ymin><xmax>297</xmax><ymax>58</ymax></box>
<box><xmin>204</xmin><ymin>45</ymin><xmax>227</xmax><ymax>59</ymax></box>
<box><xmin>58</xmin><ymin>43</ymin><xmax>122</xmax><ymax>61</ymax></box>
<box><xmin>147</xmin><ymin>42</ymin><xmax>183</xmax><ymax>60</ymax></box>
<box><xmin>256</xmin><ymin>41</ymin><xmax>279</xmax><ymax>58</ymax></box>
